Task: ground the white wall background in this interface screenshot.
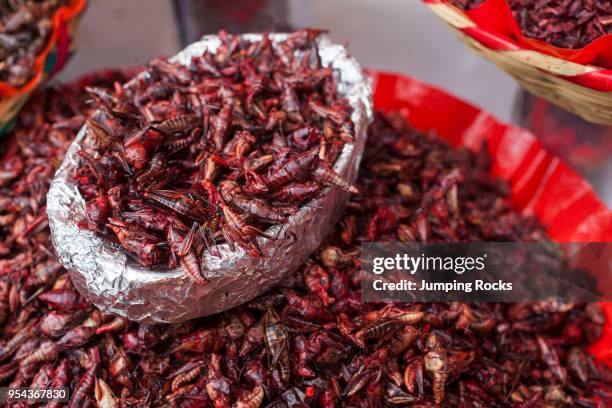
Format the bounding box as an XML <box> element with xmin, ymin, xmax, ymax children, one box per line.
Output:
<box><xmin>58</xmin><ymin>0</ymin><xmax>181</xmax><ymax>80</ymax></box>
<box><xmin>312</xmin><ymin>0</ymin><xmax>518</xmax><ymax>121</ymax></box>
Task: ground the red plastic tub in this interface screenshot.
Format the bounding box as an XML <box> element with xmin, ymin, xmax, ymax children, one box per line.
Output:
<box><xmin>368</xmin><ymin>70</ymin><xmax>612</xmax><ymax>365</ymax></box>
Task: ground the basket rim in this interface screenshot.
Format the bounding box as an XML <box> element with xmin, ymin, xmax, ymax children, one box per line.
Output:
<box><xmin>0</xmin><ymin>0</ymin><xmax>86</xmax><ymax>97</ymax></box>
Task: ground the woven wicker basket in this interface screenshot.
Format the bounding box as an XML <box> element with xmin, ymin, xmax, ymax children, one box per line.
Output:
<box><xmin>425</xmin><ymin>0</ymin><xmax>612</xmax><ymax>126</ymax></box>
<box><xmin>0</xmin><ymin>0</ymin><xmax>86</xmax><ymax>136</ymax></box>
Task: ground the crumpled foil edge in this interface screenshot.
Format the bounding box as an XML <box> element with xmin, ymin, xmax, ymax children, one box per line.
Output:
<box><xmin>47</xmin><ymin>33</ymin><xmax>373</xmax><ymax>323</ymax></box>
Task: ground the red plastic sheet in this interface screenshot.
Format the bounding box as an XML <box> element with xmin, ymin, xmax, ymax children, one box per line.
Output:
<box><xmin>453</xmin><ymin>0</ymin><xmax>612</xmax><ymax>68</ymax></box>
<box><xmin>424</xmin><ymin>0</ymin><xmax>612</xmax><ymax>92</ymax></box>
<box><xmin>368</xmin><ymin>70</ymin><xmax>612</xmax><ymax>364</ymax></box>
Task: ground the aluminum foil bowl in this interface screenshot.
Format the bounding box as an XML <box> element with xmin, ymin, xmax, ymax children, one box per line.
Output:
<box><xmin>47</xmin><ymin>33</ymin><xmax>372</xmax><ymax>323</ymax></box>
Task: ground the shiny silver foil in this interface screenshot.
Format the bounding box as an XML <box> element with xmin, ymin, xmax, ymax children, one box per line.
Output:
<box><xmin>47</xmin><ymin>33</ymin><xmax>372</xmax><ymax>323</ymax></box>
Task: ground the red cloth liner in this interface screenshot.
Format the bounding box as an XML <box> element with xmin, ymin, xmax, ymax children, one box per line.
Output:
<box><xmin>454</xmin><ymin>0</ymin><xmax>612</xmax><ymax>68</ymax></box>
<box><xmin>424</xmin><ymin>0</ymin><xmax>612</xmax><ymax>92</ymax></box>
<box><xmin>368</xmin><ymin>70</ymin><xmax>612</xmax><ymax>365</ymax></box>
<box><xmin>51</xmin><ymin>19</ymin><xmax>70</xmax><ymax>76</ymax></box>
